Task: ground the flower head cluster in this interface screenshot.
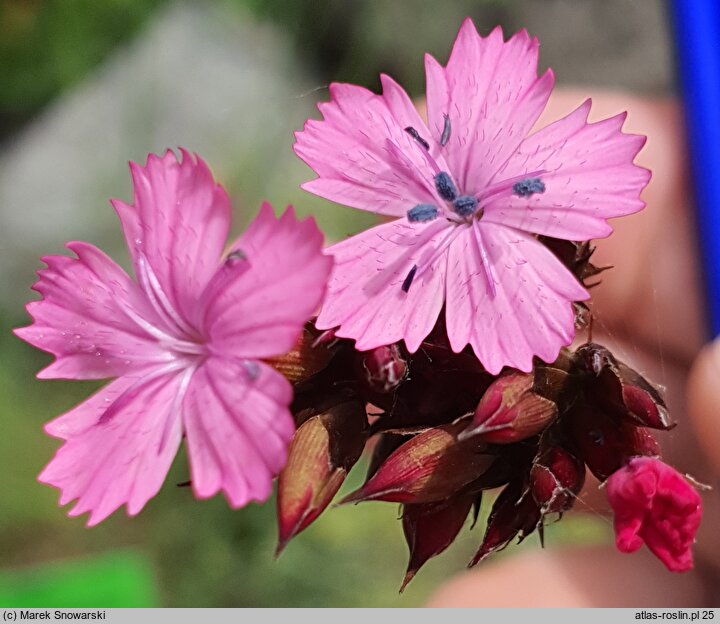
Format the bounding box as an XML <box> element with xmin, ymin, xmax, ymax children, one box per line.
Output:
<box><xmin>15</xmin><ymin>18</ymin><xmax>703</xmax><ymax>587</ymax></box>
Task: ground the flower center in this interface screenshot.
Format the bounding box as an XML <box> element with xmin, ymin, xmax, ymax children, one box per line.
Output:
<box><xmin>123</xmin><ymin>253</ymin><xmax>209</xmax><ymax>361</ymax></box>
<box><xmin>402</xmin><ymin>123</ymin><xmax>546</xmax><ymax>227</ymax></box>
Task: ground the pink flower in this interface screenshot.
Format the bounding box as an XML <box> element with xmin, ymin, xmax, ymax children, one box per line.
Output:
<box><xmin>15</xmin><ymin>150</ymin><xmax>332</xmax><ymax>526</ymax></box>
<box><xmin>294</xmin><ymin>20</ymin><xmax>649</xmax><ymax>373</ymax></box>
<box><xmin>606</xmin><ymin>457</ymin><xmax>702</xmax><ymax>572</ymax></box>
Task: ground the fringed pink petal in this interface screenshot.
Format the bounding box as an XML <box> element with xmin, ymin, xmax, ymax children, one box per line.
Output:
<box><xmin>38</xmin><ymin>369</ymin><xmax>185</xmax><ymax>526</ymax></box>
<box><xmin>485</xmin><ymin>100</ymin><xmax>651</xmax><ymax>239</ymax></box>
<box><xmin>14</xmin><ymin>242</ymin><xmax>168</xmax><ymax>380</ymax></box>
<box><xmin>316</xmin><ymin>219</ymin><xmax>448</xmax><ymax>353</ymax></box>
<box><xmin>44</xmin><ymin>372</ymin><xmax>155</xmax><ymax>440</ymax></box>
<box><xmin>202</xmin><ymin>203</ymin><xmax>332</xmax><ymax>359</ymax></box>
<box><xmin>445</xmin><ymin>223</ymin><xmax>588</xmax><ymax>374</ymax></box>
<box><xmin>111</xmin><ymin>149</ymin><xmax>232</xmax><ymax>326</ymax></box>
<box><xmin>183</xmin><ymin>358</ymin><xmax>294</xmax><ymax>508</ymax></box>
<box><xmin>294</xmin><ymin>80</ymin><xmax>446</xmax><ymax>216</ymax></box>
<box><xmin>424</xmin><ymin>21</ymin><xmax>554</xmax><ymax>192</ymax></box>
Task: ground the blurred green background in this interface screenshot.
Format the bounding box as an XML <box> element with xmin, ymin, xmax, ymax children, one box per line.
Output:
<box><xmin>0</xmin><ymin>0</ymin><xmax>673</xmax><ymax>608</ymax></box>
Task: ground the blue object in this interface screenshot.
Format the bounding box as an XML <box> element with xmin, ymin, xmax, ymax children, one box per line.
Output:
<box><xmin>671</xmin><ymin>0</ymin><xmax>720</xmax><ymax>335</ymax></box>
<box><xmin>434</xmin><ymin>171</ymin><xmax>458</xmax><ymax>202</ymax></box>
<box><xmin>407</xmin><ymin>203</ymin><xmax>439</xmax><ymax>222</ymax></box>
<box><xmin>452</xmin><ymin>195</ymin><xmax>479</xmax><ymax>217</ymax></box>
<box><xmin>512</xmin><ymin>177</ymin><xmax>546</xmax><ymax>198</ymax></box>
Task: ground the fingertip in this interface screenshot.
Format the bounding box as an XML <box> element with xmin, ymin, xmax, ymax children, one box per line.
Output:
<box><xmin>688</xmin><ymin>341</ymin><xmax>720</xmax><ymax>474</ymax></box>
<box><xmin>426</xmin><ymin>546</ymin><xmax>705</xmax><ymax>607</ymax></box>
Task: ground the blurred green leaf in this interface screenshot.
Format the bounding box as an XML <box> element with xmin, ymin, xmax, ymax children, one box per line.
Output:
<box><xmin>0</xmin><ymin>0</ymin><xmax>169</xmax><ymax>131</ymax></box>
<box><xmin>0</xmin><ymin>551</ymin><xmax>157</xmax><ymax>608</ymax></box>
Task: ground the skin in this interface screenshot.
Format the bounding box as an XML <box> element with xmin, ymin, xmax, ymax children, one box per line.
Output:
<box><xmin>425</xmin><ymin>89</ymin><xmax>720</xmax><ymax>607</ymax></box>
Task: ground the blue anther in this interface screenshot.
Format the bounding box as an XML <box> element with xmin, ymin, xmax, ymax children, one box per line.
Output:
<box><xmin>452</xmin><ymin>195</ymin><xmax>478</xmax><ymax>217</ymax></box>
<box><xmin>404</xmin><ymin>126</ymin><xmax>430</xmax><ymax>151</ymax></box>
<box><xmin>434</xmin><ymin>171</ymin><xmax>458</xmax><ymax>202</ymax></box>
<box><xmin>243</xmin><ymin>360</ymin><xmax>260</xmax><ymax>382</ymax></box>
<box><xmin>512</xmin><ymin>178</ymin><xmax>546</xmax><ymax>198</ymax></box>
<box><xmin>225</xmin><ymin>249</ymin><xmax>247</xmax><ymax>265</ymax></box>
<box><xmin>440</xmin><ymin>114</ymin><xmax>452</xmax><ymax>147</ymax></box>
<box><xmin>407</xmin><ymin>204</ymin><xmax>439</xmax><ymax>223</ymax></box>
<box><xmin>402</xmin><ymin>265</ymin><xmax>418</xmax><ymax>293</ymax></box>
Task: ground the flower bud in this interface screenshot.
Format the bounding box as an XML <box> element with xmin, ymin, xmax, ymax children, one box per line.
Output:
<box><xmin>276</xmin><ymin>400</ymin><xmax>367</xmax><ymax>554</ymax></box>
<box><xmin>568</xmin><ymin>404</ymin><xmax>660</xmax><ymax>481</ymax></box>
<box><xmin>575</xmin><ymin>341</ymin><xmax>616</xmax><ymax>376</ymax></box>
<box><xmin>354</xmin><ymin>344</ymin><xmax>408</xmax><ymax>394</ymax></box>
<box><xmin>366</xmin><ymin>433</ymin><xmax>408</xmax><ymax>480</ymax></box>
<box><xmin>400</xmin><ymin>491</ymin><xmax>475</xmax><ymax>591</ymax></box>
<box><xmin>312</xmin><ymin>327</ymin><xmax>338</xmax><ymax>347</ymax></box>
<box><xmin>530</xmin><ymin>446</ymin><xmax>585</xmax><ymax>514</ymax></box>
<box><xmin>607</xmin><ymin>457</ymin><xmax>702</xmax><ymax>572</ymax></box>
<box><xmin>469</xmin><ymin>481</ymin><xmax>541</xmax><ymax>566</ymax></box>
<box><xmin>460</xmin><ymin>373</ymin><xmax>557</xmax><ymax>444</ymax></box>
<box><xmin>600</xmin><ymin>365</ymin><xmax>672</xmax><ymax>431</ymax></box>
<box><xmin>266</xmin><ymin>323</ymin><xmax>337</xmax><ymax>385</ymax></box>
<box><xmin>340</xmin><ymin>421</ymin><xmax>493</xmax><ymax>505</ymax></box>
<box><xmin>576</xmin><ymin>343</ymin><xmax>672</xmax><ymax>430</ymax></box>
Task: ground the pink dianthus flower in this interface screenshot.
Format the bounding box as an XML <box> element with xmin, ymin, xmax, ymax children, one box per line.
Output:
<box><xmin>15</xmin><ymin>150</ymin><xmax>332</xmax><ymax>525</ymax></box>
<box><xmin>295</xmin><ymin>19</ymin><xmax>650</xmax><ymax>373</ymax></box>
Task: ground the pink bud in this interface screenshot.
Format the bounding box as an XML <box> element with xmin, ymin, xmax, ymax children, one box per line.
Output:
<box><xmin>340</xmin><ymin>422</ymin><xmax>493</xmax><ymax>505</ymax></box>
<box><xmin>607</xmin><ymin>457</ymin><xmax>702</xmax><ymax>572</ymax></box>
<box><xmin>461</xmin><ymin>373</ymin><xmax>557</xmax><ymax>444</ymax></box>
<box><xmin>276</xmin><ymin>401</ymin><xmax>367</xmax><ymax>554</ymax></box>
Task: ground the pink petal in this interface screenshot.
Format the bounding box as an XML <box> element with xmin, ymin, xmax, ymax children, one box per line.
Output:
<box><xmin>111</xmin><ymin>149</ymin><xmax>231</xmax><ymax>326</ymax></box>
<box><xmin>316</xmin><ymin>219</ymin><xmax>448</xmax><ymax>352</ymax></box>
<box><xmin>39</xmin><ymin>369</ymin><xmax>185</xmax><ymax>526</ymax></box>
<box><xmin>445</xmin><ymin>223</ymin><xmax>588</xmax><ymax>374</ymax></box>
<box><xmin>202</xmin><ymin>204</ymin><xmax>332</xmax><ymax>359</ymax></box>
<box><xmin>44</xmin><ymin>373</ymin><xmax>150</xmax><ymax>440</ymax></box>
<box><xmin>183</xmin><ymin>357</ymin><xmax>294</xmax><ymax>508</ymax></box>
<box><xmin>607</xmin><ymin>457</ymin><xmax>702</xmax><ymax>573</ymax></box>
<box><xmin>14</xmin><ymin>242</ymin><xmax>168</xmax><ymax>380</ymax></box>
<box><xmin>294</xmin><ymin>80</ymin><xmax>446</xmax><ymax>216</ymax></box>
<box><xmin>485</xmin><ymin>100</ymin><xmax>651</xmax><ymax>239</ymax></box>
<box><xmin>424</xmin><ymin>21</ymin><xmax>554</xmax><ymax>192</ymax></box>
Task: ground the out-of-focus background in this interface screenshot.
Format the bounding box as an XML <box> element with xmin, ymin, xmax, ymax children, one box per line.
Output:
<box><xmin>0</xmin><ymin>0</ymin><xmax>674</xmax><ymax>607</ymax></box>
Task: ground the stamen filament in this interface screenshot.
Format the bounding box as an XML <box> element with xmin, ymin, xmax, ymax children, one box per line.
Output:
<box><xmin>408</xmin><ymin>223</ymin><xmax>467</xmax><ymax>287</ymax></box>
<box><xmin>158</xmin><ymin>363</ymin><xmax>197</xmax><ymax>453</ymax></box>
<box><xmin>477</xmin><ymin>170</ymin><xmax>548</xmax><ymax>203</ymax></box>
<box><xmin>137</xmin><ymin>255</ymin><xmax>197</xmax><ymax>338</ymax></box>
<box><xmin>472</xmin><ymin>220</ymin><xmax>497</xmax><ymax>298</ymax></box>
<box><xmin>97</xmin><ymin>361</ymin><xmax>188</xmax><ymax>425</ymax></box>
<box><xmin>117</xmin><ymin>300</ymin><xmax>206</xmax><ymax>356</ymax></box>
<box><xmin>385</xmin><ymin>139</ymin><xmax>439</xmax><ymax>195</ymax></box>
